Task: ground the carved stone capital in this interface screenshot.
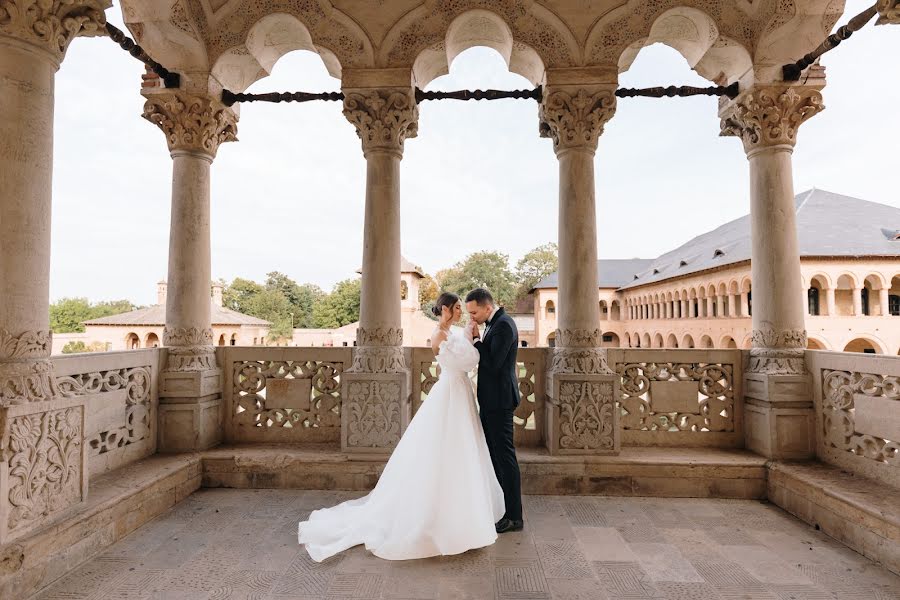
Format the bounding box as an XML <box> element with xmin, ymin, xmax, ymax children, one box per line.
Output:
<box><xmin>556</xmin><ymin>328</ymin><xmax>602</xmax><ymax>348</ymax></box>
<box><xmin>163</xmin><ymin>327</ymin><xmax>216</xmax><ymax>372</ymax></box>
<box><xmin>539</xmin><ymin>87</ymin><xmax>616</xmax><ymax>155</ymax></box>
<box><xmin>877</xmin><ymin>0</ymin><xmax>900</xmax><ymax>24</ymax></box>
<box><xmin>719</xmin><ymin>86</ymin><xmax>824</xmax><ymax>153</ymax></box>
<box><xmin>748</xmin><ymin>326</ymin><xmax>808</xmax><ymax>375</ymax></box>
<box><xmin>0</xmin><ymin>0</ymin><xmax>109</xmax><ymax>62</ymax></box>
<box><xmin>342</xmin><ymin>89</ymin><xmax>418</xmax><ymax>156</ymax></box>
<box><xmin>142</xmin><ymin>92</ymin><xmax>238</xmax><ymax>158</ymax></box>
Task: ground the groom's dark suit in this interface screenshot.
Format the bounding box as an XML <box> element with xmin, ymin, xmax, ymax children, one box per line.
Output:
<box><xmin>474</xmin><ymin>307</ymin><xmax>523</xmax><ymax>522</ymax></box>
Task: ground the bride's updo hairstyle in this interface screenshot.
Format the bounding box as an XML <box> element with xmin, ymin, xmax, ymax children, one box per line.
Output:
<box><xmin>431</xmin><ymin>292</ymin><xmax>460</xmax><ymax>317</ymax></box>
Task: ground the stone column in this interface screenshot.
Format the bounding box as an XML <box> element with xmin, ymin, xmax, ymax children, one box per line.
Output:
<box><xmin>825</xmin><ymin>288</ymin><xmax>836</xmax><ymax>316</ymax></box>
<box><xmin>720</xmin><ymin>83</ymin><xmax>824</xmax><ymax>459</ymax></box>
<box><xmin>340</xmin><ymin>85</ymin><xmax>418</xmax><ymax>454</ymax></box>
<box><xmin>540</xmin><ymin>81</ymin><xmax>619</xmax><ymax>455</ymax></box>
<box><xmin>879</xmin><ymin>288</ymin><xmax>890</xmax><ymax>317</ymax></box>
<box><xmin>716</xmin><ymin>295</ymin><xmax>725</xmax><ymax>318</ymax></box>
<box><xmin>853</xmin><ymin>287</ymin><xmax>863</xmax><ymax>316</ymax></box>
<box><xmin>142</xmin><ymin>91</ymin><xmax>238</xmax><ymax>452</ymax></box>
<box><xmin>0</xmin><ymin>0</ymin><xmax>108</xmax><ymax>544</ymax></box>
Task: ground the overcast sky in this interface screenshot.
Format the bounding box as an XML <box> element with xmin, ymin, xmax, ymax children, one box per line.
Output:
<box><xmin>50</xmin><ymin>0</ymin><xmax>899</xmax><ymax>306</ymax></box>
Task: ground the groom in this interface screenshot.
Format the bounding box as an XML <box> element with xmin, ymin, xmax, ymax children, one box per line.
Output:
<box><xmin>465</xmin><ymin>288</ymin><xmax>524</xmax><ymax>533</ymax></box>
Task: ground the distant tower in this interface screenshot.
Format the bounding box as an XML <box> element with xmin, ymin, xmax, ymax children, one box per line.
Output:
<box><xmin>400</xmin><ymin>257</ymin><xmax>424</xmax><ymax>314</ymax></box>
<box><xmin>157</xmin><ymin>280</ymin><xmax>168</xmax><ymax>305</ymax></box>
<box><xmin>212</xmin><ymin>282</ymin><xmax>224</xmax><ymax>307</ymax></box>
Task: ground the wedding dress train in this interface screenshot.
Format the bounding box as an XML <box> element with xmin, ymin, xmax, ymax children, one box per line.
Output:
<box><xmin>297</xmin><ymin>330</ymin><xmax>505</xmax><ymax>561</ymax></box>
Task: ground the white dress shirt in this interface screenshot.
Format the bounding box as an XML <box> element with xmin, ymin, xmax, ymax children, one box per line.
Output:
<box><xmin>480</xmin><ymin>306</ymin><xmax>499</xmax><ymax>341</ymax></box>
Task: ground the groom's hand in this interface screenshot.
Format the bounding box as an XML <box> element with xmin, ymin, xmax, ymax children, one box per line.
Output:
<box><xmin>469</xmin><ymin>320</ymin><xmax>480</xmax><ymax>340</ymax></box>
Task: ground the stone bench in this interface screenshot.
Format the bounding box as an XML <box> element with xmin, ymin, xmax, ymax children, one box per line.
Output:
<box><xmin>768</xmin><ymin>461</ymin><xmax>900</xmax><ymax>575</ymax></box>
<box><xmin>0</xmin><ymin>453</ymin><xmax>200</xmax><ymax>599</ymax></box>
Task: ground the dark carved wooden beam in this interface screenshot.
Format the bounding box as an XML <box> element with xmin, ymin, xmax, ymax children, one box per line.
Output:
<box><xmin>105</xmin><ymin>22</ymin><xmax>180</xmax><ymax>89</ymax></box>
<box><xmin>783</xmin><ymin>4</ymin><xmax>878</xmax><ymax>81</ymax></box>
<box><xmin>615</xmin><ymin>82</ymin><xmax>739</xmax><ymax>99</ymax></box>
<box><xmin>222</xmin><ymin>83</ymin><xmax>738</xmax><ymax>106</ymax></box>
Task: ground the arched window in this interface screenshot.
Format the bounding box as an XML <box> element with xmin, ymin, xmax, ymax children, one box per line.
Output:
<box><xmin>808</xmin><ymin>288</ymin><xmax>820</xmax><ymax>316</ymax></box>
<box><xmin>400</xmin><ymin>280</ymin><xmax>409</xmax><ymax>301</ymax></box>
<box><xmin>862</xmin><ymin>287</ymin><xmax>870</xmax><ymax>316</ymax></box>
<box><xmin>747</xmin><ymin>291</ymin><xmax>752</xmax><ymax>316</ymax></box>
<box><xmin>890</xmin><ymin>294</ymin><xmax>900</xmax><ymax>316</ymax></box>
<box><xmin>546</xmin><ymin>300</ymin><xmax>556</xmax><ymax>316</ymax></box>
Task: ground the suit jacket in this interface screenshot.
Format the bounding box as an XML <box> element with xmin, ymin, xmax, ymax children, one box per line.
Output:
<box><xmin>474</xmin><ymin>307</ymin><xmax>519</xmax><ymax>412</ymax></box>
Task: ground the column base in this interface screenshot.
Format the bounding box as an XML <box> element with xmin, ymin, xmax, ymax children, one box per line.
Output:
<box><xmin>341</xmin><ymin>371</ymin><xmax>410</xmax><ymax>455</ymax></box>
<box><xmin>744</xmin><ymin>371</ymin><xmax>814</xmax><ymax>459</ymax></box>
<box><xmin>546</xmin><ymin>372</ymin><xmax>620</xmax><ymax>456</ymax></box>
<box><xmin>158</xmin><ymin>367</ymin><xmax>222</xmax><ymax>452</ymax></box>
<box><xmin>0</xmin><ymin>396</ymin><xmax>89</xmax><ymax>544</ymax></box>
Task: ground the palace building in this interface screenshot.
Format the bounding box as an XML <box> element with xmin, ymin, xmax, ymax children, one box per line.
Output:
<box><xmin>534</xmin><ymin>189</ymin><xmax>900</xmax><ymax>354</ymax></box>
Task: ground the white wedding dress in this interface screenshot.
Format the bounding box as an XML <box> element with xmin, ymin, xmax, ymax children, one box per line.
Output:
<box><xmin>297</xmin><ymin>329</ymin><xmax>505</xmax><ymax>561</ymax></box>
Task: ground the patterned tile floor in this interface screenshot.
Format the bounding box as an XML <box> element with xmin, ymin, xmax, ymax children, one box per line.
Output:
<box><xmin>32</xmin><ymin>490</ymin><xmax>900</xmax><ymax>600</ymax></box>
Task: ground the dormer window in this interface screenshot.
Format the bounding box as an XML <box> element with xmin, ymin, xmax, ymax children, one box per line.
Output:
<box><xmin>679</xmin><ymin>260</ymin><xmax>688</xmax><ymax>267</ymax></box>
<box><xmin>713</xmin><ymin>249</ymin><xmax>725</xmax><ymax>258</ymax></box>
<box><xmin>633</xmin><ymin>275</ymin><xmax>639</xmax><ymax>280</ymax></box>
<box><xmin>893</xmin><ymin>231</ymin><xmax>900</xmax><ymax>241</ymax></box>
<box><xmin>652</xmin><ymin>269</ymin><xmax>660</xmax><ymax>275</ymax></box>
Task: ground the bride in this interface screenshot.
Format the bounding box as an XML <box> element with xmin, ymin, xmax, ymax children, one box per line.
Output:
<box><xmin>297</xmin><ymin>292</ymin><xmax>505</xmax><ymax>561</ymax></box>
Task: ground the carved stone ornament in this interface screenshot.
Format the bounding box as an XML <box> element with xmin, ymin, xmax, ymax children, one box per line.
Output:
<box><xmin>348</xmin><ymin>346</ymin><xmax>407</xmax><ymax>374</ymax></box>
<box><xmin>346</xmin><ymin>380</ymin><xmax>402</xmax><ymax>448</ymax></box>
<box><xmin>539</xmin><ymin>88</ymin><xmax>616</xmax><ymax>154</ymax></box>
<box><xmin>720</xmin><ymin>86</ymin><xmax>824</xmax><ymax>152</ymax></box>
<box><xmin>342</xmin><ymin>89</ymin><xmax>418</xmax><ymax>156</ymax></box>
<box><xmin>0</xmin><ymin>330</ymin><xmax>57</xmax><ymax>405</ymax></box>
<box><xmin>546</xmin><ymin>329</ymin><xmax>614</xmax><ymax>387</ymax></box>
<box><xmin>0</xmin><ymin>358</ymin><xmax>58</xmax><ymax>406</ymax></box>
<box><xmin>0</xmin><ymin>329</ymin><xmax>51</xmax><ymax>360</ymax></box>
<box><xmin>558</xmin><ymin>380</ymin><xmax>616</xmax><ymax>451</ymax></box>
<box><xmin>7</xmin><ymin>407</ymin><xmax>84</xmax><ymax>535</ymax></box>
<box><xmin>356</xmin><ymin>327</ymin><xmax>403</xmax><ymax>347</ymax></box>
<box><xmin>877</xmin><ymin>0</ymin><xmax>900</xmax><ymax>24</ymax></box>
<box><xmin>0</xmin><ymin>0</ymin><xmax>109</xmax><ymax>60</ymax></box>
<box><xmin>142</xmin><ymin>92</ymin><xmax>238</xmax><ymax>158</ymax></box>
<box><xmin>163</xmin><ymin>326</ymin><xmax>216</xmax><ymax>372</ymax></box>
<box><xmin>747</xmin><ymin>326</ymin><xmax>808</xmax><ymax>375</ymax></box>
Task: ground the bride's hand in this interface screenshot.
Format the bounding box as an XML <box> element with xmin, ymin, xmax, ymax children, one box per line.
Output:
<box><xmin>439</xmin><ymin>306</ymin><xmax>453</xmax><ymax>329</ymax></box>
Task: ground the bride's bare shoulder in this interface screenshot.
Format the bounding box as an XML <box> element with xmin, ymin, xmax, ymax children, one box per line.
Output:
<box><xmin>431</xmin><ymin>327</ymin><xmax>449</xmax><ymax>354</ymax></box>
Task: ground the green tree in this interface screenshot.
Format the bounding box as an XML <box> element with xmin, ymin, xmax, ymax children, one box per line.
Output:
<box><xmin>418</xmin><ymin>274</ymin><xmax>440</xmax><ymax>316</ymax></box>
<box><xmin>438</xmin><ymin>252</ymin><xmax>518</xmax><ymax>308</ymax></box>
<box><xmin>50</xmin><ymin>297</ymin><xmax>92</xmax><ymax>333</ymax></box>
<box><xmin>515</xmin><ymin>242</ymin><xmax>559</xmax><ymax>297</ymax></box>
<box><xmin>223</xmin><ymin>278</ymin><xmax>263</xmax><ymax>313</ymax></box>
<box><xmin>313</xmin><ymin>278</ymin><xmax>362</xmax><ymax>328</ymax></box>
<box><xmin>265</xmin><ymin>272</ymin><xmax>325</xmax><ymax>328</ymax></box>
<box><xmin>62</xmin><ymin>340</ymin><xmax>88</xmax><ymax>354</ymax></box>
<box><xmin>246</xmin><ymin>288</ymin><xmax>294</xmax><ymax>340</ymax></box>
<box><xmin>90</xmin><ymin>299</ymin><xmax>138</xmax><ymax>319</ymax></box>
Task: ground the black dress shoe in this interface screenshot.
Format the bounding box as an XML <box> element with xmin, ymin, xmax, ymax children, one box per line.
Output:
<box><xmin>495</xmin><ymin>518</ymin><xmax>524</xmax><ymax>534</ymax></box>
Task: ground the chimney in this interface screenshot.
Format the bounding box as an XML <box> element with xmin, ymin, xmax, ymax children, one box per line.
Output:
<box><xmin>212</xmin><ymin>282</ymin><xmax>224</xmax><ymax>307</ymax></box>
<box><xmin>157</xmin><ymin>280</ymin><xmax>167</xmax><ymax>305</ymax></box>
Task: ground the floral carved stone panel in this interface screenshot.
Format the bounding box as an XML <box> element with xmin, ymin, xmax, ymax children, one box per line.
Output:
<box><xmin>5</xmin><ymin>405</ymin><xmax>85</xmax><ymax>539</ymax></box>
<box><xmin>345</xmin><ymin>379</ymin><xmax>402</xmax><ymax>449</ymax></box>
<box><xmin>556</xmin><ymin>377</ymin><xmax>618</xmax><ymax>453</ymax></box>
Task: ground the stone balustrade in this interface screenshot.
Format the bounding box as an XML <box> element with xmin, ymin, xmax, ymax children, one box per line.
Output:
<box><xmin>808</xmin><ymin>349</ymin><xmax>900</xmax><ymax>488</ymax></box>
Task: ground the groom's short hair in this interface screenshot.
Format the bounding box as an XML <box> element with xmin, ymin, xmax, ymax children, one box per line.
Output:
<box><xmin>466</xmin><ymin>288</ymin><xmax>494</xmax><ymax>306</ymax></box>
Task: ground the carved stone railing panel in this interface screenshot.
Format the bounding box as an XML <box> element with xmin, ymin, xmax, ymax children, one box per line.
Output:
<box><xmin>221</xmin><ymin>347</ymin><xmax>351</xmax><ymax>443</ymax></box>
<box><xmin>807</xmin><ymin>351</ymin><xmax>900</xmax><ymax>489</ymax></box>
<box><xmin>51</xmin><ymin>349</ymin><xmax>159</xmax><ymax>476</ymax></box>
<box><xmin>410</xmin><ymin>348</ymin><xmax>546</xmax><ymax>447</ymax></box>
<box><xmin>609</xmin><ymin>349</ymin><xmax>744</xmax><ymax>448</ymax></box>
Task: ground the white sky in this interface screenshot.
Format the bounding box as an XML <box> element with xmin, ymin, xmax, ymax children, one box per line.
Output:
<box><xmin>50</xmin><ymin>0</ymin><xmax>900</xmax><ymax>306</ymax></box>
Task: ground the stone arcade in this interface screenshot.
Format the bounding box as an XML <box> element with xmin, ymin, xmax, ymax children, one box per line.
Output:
<box><xmin>1</xmin><ymin>1</ymin><xmax>900</xmax><ymax>598</ymax></box>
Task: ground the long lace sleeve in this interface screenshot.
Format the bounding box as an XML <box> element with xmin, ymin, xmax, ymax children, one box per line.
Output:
<box><xmin>437</xmin><ymin>331</ymin><xmax>480</xmax><ymax>372</ymax></box>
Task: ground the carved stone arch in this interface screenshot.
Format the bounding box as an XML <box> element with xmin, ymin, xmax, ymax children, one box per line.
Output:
<box><xmin>411</xmin><ymin>9</ymin><xmax>545</xmax><ymax>87</ymax></box>
<box><xmin>380</xmin><ymin>0</ymin><xmax>579</xmax><ymax>77</ymax></box>
<box><xmin>808</xmin><ymin>272</ymin><xmax>833</xmax><ymax>289</ymax></box>
<box><xmin>189</xmin><ymin>0</ymin><xmax>374</xmax><ymax>83</ymax></box>
<box><xmin>754</xmin><ymin>0</ymin><xmax>846</xmax><ymax>82</ymax></box>
<box><xmin>717</xmin><ymin>281</ymin><xmax>728</xmax><ymax>295</ymax></box>
<box><xmin>585</xmin><ymin>0</ymin><xmax>764</xmax><ymax>79</ymax></box>
<box><xmin>740</xmin><ymin>277</ymin><xmax>752</xmax><ymax>293</ymax></box>
<box><xmin>122</xmin><ymin>0</ymin><xmax>210</xmax><ymax>71</ymax></box>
